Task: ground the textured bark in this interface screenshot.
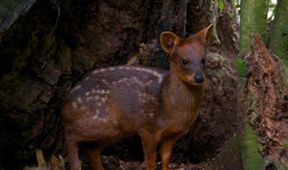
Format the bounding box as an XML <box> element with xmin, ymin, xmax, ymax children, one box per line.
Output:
<box><xmin>244</xmin><ymin>34</ymin><xmax>288</xmax><ymax>167</ymax></box>
<box><xmin>156</xmin><ymin>0</ymin><xmax>188</xmax><ymax>69</ymax></box>
<box><xmin>240</xmin><ymin>0</ymin><xmax>268</xmax><ymax>51</ymax></box>
<box><xmin>238</xmin><ymin>1</ymin><xmax>270</xmax><ymax>169</ymax></box>
<box><xmin>0</xmin><ymin>0</ymin><xmax>36</xmax><ymax>31</ymax></box>
<box><xmin>268</xmin><ymin>0</ymin><xmax>288</xmax><ymax>73</ymax></box>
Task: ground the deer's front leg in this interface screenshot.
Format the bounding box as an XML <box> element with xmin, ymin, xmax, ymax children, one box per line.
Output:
<box><xmin>140</xmin><ymin>130</ymin><xmax>157</xmax><ymax>170</ymax></box>
<box><xmin>160</xmin><ymin>139</ymin><xmax>176</xmax><ymax>170</ymax></box>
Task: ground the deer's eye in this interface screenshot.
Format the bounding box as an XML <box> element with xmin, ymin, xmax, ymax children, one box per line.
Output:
<box><xmin>181</xmin><ymin>59</ymin><xmax>189</xmax><ymax>65</ymax></box>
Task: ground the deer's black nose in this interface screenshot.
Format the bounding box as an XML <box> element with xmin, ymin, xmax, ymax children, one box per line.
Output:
<box><xmin>194</xmin><ymin>72</ymin><xmax>203</xmax><ymax>83</ymax></box>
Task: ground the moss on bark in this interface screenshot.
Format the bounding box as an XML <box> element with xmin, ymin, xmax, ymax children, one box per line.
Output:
<box><xmin>240</xmin><ymin>0</ymin><xmax>268</xmax><ymax>51</ymax></box>
<box><xmin>268</xmin><ymin>0</ymin><xmax>288</xmax><ymax>76</ymax></box>
<box><xmin>238</xmin><ymin>0</ymin><xmax>269</xmax><ymax>169</ymax></box>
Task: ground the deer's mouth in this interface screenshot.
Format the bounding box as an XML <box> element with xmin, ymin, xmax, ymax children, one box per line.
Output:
<box><xmin>183</xmin><ymin>74</ymin><xmax>205</xmax><ymax>86</ymax></box>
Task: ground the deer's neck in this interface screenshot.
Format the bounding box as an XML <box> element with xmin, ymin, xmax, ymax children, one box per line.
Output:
<box><xmin>161</xmin><ymin>72</ymin><xmax>205</xmax><ymax>127</ymax></box>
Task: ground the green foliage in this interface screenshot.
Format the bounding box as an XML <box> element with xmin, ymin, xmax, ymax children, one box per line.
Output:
<box><xmin>283</xmin><ymin>140</ymin><xmax>288</xmax><ymax>150</ymax></box>
<box><xmin>279</xmin><ymin>162</ymin><xmax>287</xmax><ymax>170</ymax></box>
<box><xmin>241</xmin><ymin>124</ymin><xmax>265</xmax><ymax>170</ymax></box>
<box><xmin>218</xmin><ymin>0</ymin><xmax>225</xmax><ymax>11</ymax></box>
<box><xmin>236</xmin><ymin>57</ymin><xmax>248</xmax><ymax>79</ymax></box>
<box><xmin>231</xmin><ymin>0</ymin><xmax>238</xmax><ymax>7</ymax></box>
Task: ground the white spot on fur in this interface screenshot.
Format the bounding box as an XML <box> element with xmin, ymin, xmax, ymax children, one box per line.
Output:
<box><xmin>93</xmin><ymin>70</ymin><xmax>99</xmax><ymax>74</ymax></box>
<box><xmin>91</xmin><ymin>66</ymin><xmax>163</xmax><ymax>86</ymax></box>
<box><xmin>92</xmin><ymin>89</ymin><xmax>110</xmax><ymax>94</ymax></box>
<box><xmin>148</xmin><ymin>112</ymin><xmax>155</xmax><ymax>118</ymax></box>
<box><xmin>95</xmin><ymin>109</ymin><xmax>100</xmax><ymax>115</ymax></box>
<box><xmin>72</xmin><ymin>102</ymin><xmax>78</xmax><ymax>109</ymax></box>
<box><xmin>138</xmin><ymin>92</ymin><xmax>155</xmax><ymax>103</ymax></box>
<box><xmin>134</xmin><ymin>67</ymin><xmax>163</xmax><ymax>84</ymax></box>
<box><xmin>84</xmin><ymin>76</ymin><xmax>90</xmax><ymax>81</ymax></box>
<box><xmin>118</xmin><ymin>66</ymin><xmax>163</xmax><ymax>84</ymax></box>
<box><xmin>100</xmin><ymin>97</ymin><xmax>107</xmax><ymax>103</ymax></box>
<box><xmin>85</xmin><ymin>92</ymin><xmax>90</xmax><ymax>96</ymax></box>
<box><xmin>79</xmin><ymin>106</ymin><xmax>88</xmax><ymax>113</ymax></box>
<box><xmin>92</xmin><ymin>68</ymin><xmax>106</xmax><ymax>74</ymax></box>
<box><xmin>145</xmin><ymin>80</ymin><xmax>153</xmax><ymax>86</ymax></box>
<box><xmin>94</xmin><ymin>95</ymin><xmax>99</xmax><ymax>101</ymax></box>
<box><xmin>100</xmin><ymin>118</ymin><xmax>107</xmax><ymax>122</ymax></box>
<box><xmin>101</xmin><ymin>79</ymin><xmax>108</xmax><ymax>85</ymax></box>
<box><xmin>92</xmin><ymin>109</ymin><xmax>107</xmax><ymax>122</ymax></box>
<box><xmin>71</xmin><ymin>85</ymin><xmax>81</xmax><ymax>92</ymax></box>
<box><xmin>86</xmin><ymin>96</ymin><xmax>93</xmax><ymax>102</ymax></box>
<box><xmin>105</xmin><ymin>108</ymin><xmax>110</xmax><ymax>113</ymax></box>
<box><xmin>92</xmin><ymin>115</ymin><xmax>98</xmax><ymax>120</ymax></box>
<box><xmin>76</xmin><ymin>97</ymin><xmax>83</xmax><ymax>103</ymax></box>
<box><xmin>118</xmin><ymin>66</ymin><xmax>126</xmax><ymax>70</ymax></box>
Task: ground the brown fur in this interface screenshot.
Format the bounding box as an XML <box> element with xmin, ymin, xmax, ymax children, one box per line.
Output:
<box><xmin>61</xmin><ymin>25</ymin><xmax>213</xmax><ymax>170</ymax></box>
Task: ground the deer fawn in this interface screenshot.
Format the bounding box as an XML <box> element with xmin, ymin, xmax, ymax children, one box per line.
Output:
<box><xmin>61</xmin><ymin>24</ymin><xmax>213</xmax><ymax>170</ymax></box>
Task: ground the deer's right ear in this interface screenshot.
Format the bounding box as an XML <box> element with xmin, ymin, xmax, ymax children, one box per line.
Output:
<box><xmin>160</xmin><ymin>31</ymin><xmax>180</xmax><ymax>54</ymax></box>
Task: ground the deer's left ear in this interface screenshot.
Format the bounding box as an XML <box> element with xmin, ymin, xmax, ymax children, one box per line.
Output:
<box><xmin>194</xmin><ymin>24</ymin><xmax>213</xmax><ymax>45</ymax></box>
<box><xmin>160</xmin><ymin>31</ymin><xmax>181</xmax><ymax>54</ymax></box>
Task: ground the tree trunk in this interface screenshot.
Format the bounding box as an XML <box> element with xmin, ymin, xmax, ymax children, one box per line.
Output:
<box><xmin>238</xmin><ymin>0</ymin><xmax>269</xmax><ymax>169</ymax></box>
<box><xmin>268</xmin><ymin>0</ymin><xmax>288</xmax><ymax>75</ymax></box>
<box><xmin>243</xmin><ymin>34</ymin><xmax>288</xmax><ymax>168</ymax></box>
<box><xmin>238</xmin><ymin>0</ymin><xmax>288</xmax><ymax>169</ymax></box>
<box><xmin>155</xmin><ymin>0</ymin><xmax>188</xmax><ymax>69</ymax></box>
<box><xmin>0</xmin><ymin>0</ymin><xmax>36</xmax><ymax>31</ymax></box>
<box><xmin>240</xmin><ymin>0</ymin><xmax>268</xmax><ymax>51</ymax></box>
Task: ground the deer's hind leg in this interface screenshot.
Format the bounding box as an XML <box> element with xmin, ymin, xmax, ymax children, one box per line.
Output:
<box><xmin>86</xmin><ymin>144</ymin><xmax>105</xmax><ymax>170</ymax></box>
<box><xmin>65</xmin><ymin>136</ymin><xmax>81</xmax><ymax>170</ymax></box>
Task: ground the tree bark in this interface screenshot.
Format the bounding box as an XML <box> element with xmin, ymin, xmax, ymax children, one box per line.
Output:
<box><xmin>240</xmin><ymin>0</ymin><xmax>268</xmax><ymax>51</ymax></box>
<box><xmin>238</xmin><ymin>0</ymin><xmax>269</xmax><ymax>169</ymax></box>
<box><xmin>155</xmin><ymin>0</ymin><xmax>188</xmax><ymax>69</ymax></box>
<box><xmin>238</xmin><ymin>0</ymin><xmax>288</xmax><ymax>169</ymax></box>
<box><xmin>0</xmin><ymin>0</ymin><xmax>36</xmax><ymax>32</ymax></box>
<box><xmin>243</xmin><ymin>34</ymin><xmax>288</xmax><ymax>168</ymax></box>
<box><xmin>268</xmin><ymin>0</ymin><xmax>288</xmax><ymax>75</ymax></box>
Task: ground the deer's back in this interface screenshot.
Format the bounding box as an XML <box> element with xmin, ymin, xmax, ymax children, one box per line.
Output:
<box><xmin>62</xmin><ymin>66</ymin><xmax>168</xmax><ymax>137</ymax></box>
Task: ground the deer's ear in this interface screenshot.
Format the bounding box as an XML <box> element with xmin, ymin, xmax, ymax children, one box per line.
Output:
<box><xmin>160</xmin><ymin>31</ymin><xmax>180</xmax><ymax>53</ymax></box>
<box><xmin>194</xmin><ymin>24</ymin><xmax>213</xmax><ymax>45</ymax></box>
